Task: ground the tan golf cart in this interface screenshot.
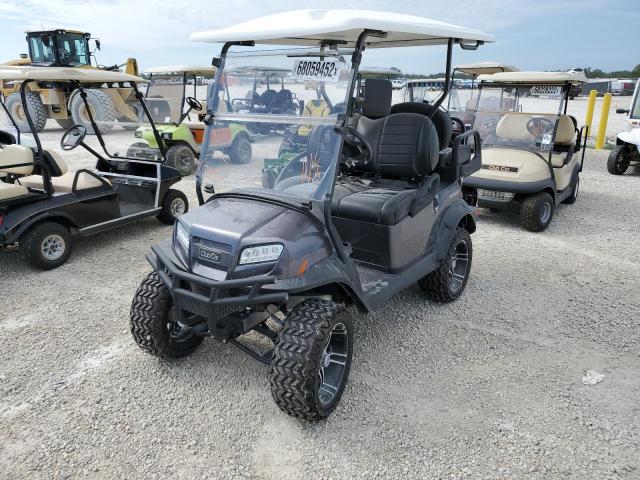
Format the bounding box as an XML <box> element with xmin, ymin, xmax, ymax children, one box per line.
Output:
<box><xmin>463</xmin><ymin>71</ymin><xmax>587</xmax><ymax>231</ymax></box>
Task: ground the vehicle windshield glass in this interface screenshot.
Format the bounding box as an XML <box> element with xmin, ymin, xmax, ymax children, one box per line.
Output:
<box><xmin>29</xmin><ymin>36</ymin><xmax>56</xmax><ymax>64</ymax></box>
<box><xmin>56</xmin><ymin>33</ymin><xmax>91</xmax><ymax>66</ymax></box>
<box><xmin>145</xmin><ymin>73</ymin><xmax>187</xmax><ymax>124</ymax></box>
<box><xmin>631</xmin><ymin>84</ymin><xmax>640</xmax><ymax>119</ymax></box>
<box><xmin>197</xmin><ymin>47</ymin><xmax>352</xmax><ymax>204</ymax></box>
<box><xmin>472</xmin><ymin>84</ymin><xmax>566</xmax><ymax>152</ymax></box>
<box><xmin>404</xmin><ymin>80</ymin><xmax>446</xmax><ymax>104</ymax></box>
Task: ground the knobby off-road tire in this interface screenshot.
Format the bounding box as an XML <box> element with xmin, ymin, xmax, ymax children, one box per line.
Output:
<box><xmin>520</xmin><ymin>192</ymin><xmax>555</xmax><ymax>232</ymax></box>
<box><xmin>157</xmin><ymin>189</ymin><xmax>188</xmax><ymax>225</ymax></box>
<box><xmin>229</xmin><ymin>133</ymin><xmax>252</xmax><ymax>164</ymax></box>
<box><xmin>19</xmin><ymin>222</ymin><xmax>72</xmax><ymax>270</ymax></box>
<box><xmin>270</xmin><ymin>299</ymin><xmax>352</xmax><ymax>421</ymax></box>
<box><xmin>607</xmin><ymin>145</ymin><xmax>630</xmax><ymax>175</ymax></box>
<box><xmin>70</xmin><ymin>89</ymin><xmax>117</xmax><ymax>134</ymax></box>
<box><xmin>166</xmin><ymin>144</ymin><xmax>197</xmax><ymax>176</ymax></box>
<box><xmin>418</xmin><ymin>227</ymin><xmax>473</xmax><ymax>303</ymax></box>
<box><xmin>6</xmin><ymin>92</ymin><xmax>47</xmax><ymax>133</ymax></box>
<box><xmin>130</xmin><ymin>271</ymin><xmax>202</xmax><ymax>358</ymax></box>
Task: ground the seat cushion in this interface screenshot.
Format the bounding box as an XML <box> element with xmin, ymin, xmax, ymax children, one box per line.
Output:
<box><xmin>0</xmin><ymin>144</ymin><xmax>35</xmax><ymax>175</ymax></box>
<box><xmin>0</xmin><ymin>180</ymin><xmax>28</xmax><ymax>201</ymax></box>
<box><xmin>19</xmin><ymin>171</ymin><xmax>109</xmax><ymax>193</ymax></box>
<box><xmin>332</xmin><ymin>183</ymin><xmax>417</xmax><ymax>226</ymax></box>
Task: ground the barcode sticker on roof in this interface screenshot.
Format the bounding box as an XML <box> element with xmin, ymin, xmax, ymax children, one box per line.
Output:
<box><xmin>292</xmin><ymin>60</ymin><xmax>347</xmax><ymax>82</ymax></box>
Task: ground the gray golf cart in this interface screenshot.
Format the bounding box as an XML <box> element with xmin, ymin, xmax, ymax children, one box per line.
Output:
<box><xmin>129</xmin><ymin>9</ymin><xmax>492</xmax><ymax>420</ymax></box>
<box><xmin>463</xmin><ymin>71</ymin><xmax>587</xmax><ymax>231</ymax></box>
<box><xmin>608</xmin><ymin>79</ymin><xmax>640</xmax><ymax>175</ymax></box>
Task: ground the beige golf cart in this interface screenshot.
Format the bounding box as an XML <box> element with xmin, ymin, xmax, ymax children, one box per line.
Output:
<box><xmin>463</xmin><ymin>71</ymin><xmax>587</xmax><ymax>231</ymax></box>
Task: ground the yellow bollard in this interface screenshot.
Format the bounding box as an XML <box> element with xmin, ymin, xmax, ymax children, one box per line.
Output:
<box><xmin>584</xmin><ymin>89</ymin><xmax>597</xmax><ymax>137</ymax></box>
<box><xmin>595</xmin><ymin>93</ymin><xmax>612</xmax><ymax>150</ymax></box>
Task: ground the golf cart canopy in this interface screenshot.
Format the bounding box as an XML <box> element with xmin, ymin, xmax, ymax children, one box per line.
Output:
<box><xmin>226</xmin><ymin>66</ymin><xmax>291</xmax><ymax>78</ymax></box>
<box><xmin>359</xmin><ymin>67</ymin><xmax>402</xmax><ymax>76</ymax></box>
<box><xmin>455</xmin><ymin>62</ymin><xmax>518</xmax><ymax>76</ymax></box>
<box><xmin>191</xmin><ymin>9</ymin><xmax>494</xmax><ymax>48</ymax></box>
<box><xmin>145</xmin><ymin>65</ymin><xmax>216</xmax><ymax>76</ymax></box>
<box><xmin>0</xmin><ymin>66</ymin><xmax>145</xmax><ymax>83</ymax></box>
<box><xmin>478</xmin><ymin>71</ymin><xmax>587</xmax><ymax>85</ymax></box>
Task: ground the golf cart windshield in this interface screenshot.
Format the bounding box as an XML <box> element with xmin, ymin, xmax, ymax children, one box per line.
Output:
<box><xmin>405</xmin><ymin>79</ymin><xmax>447</xmax><ymax>104</ymax></box>
<box><xmin>145</xmin><ymin>71</ymin><xmax>211</xmax><ymax>124</ymax></box>
<box><xmin>472</xmin><ymin>84</ymin><xmax>565</xmax><ymax>152</ymax></box>
<box><xmin>197</xmin><ymin>47</ymin><xmax>351</xmax><ymax>203</ymax></box>
<box><xmin>631</xmin><ymin>83</ymin><xmax>640</xmax><ymax>119</ymax></box>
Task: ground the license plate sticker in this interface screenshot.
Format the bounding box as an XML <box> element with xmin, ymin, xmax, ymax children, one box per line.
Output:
<box><xmin>292</xmin><ymin>60</ymin><xmax>347</xmax><ymax>83</ymax></box>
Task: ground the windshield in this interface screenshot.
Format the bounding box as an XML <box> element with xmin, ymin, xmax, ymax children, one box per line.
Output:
<box><xmin>472</xmin><ymin>84</ymin><xmax>566</xmax><ymax>152</ymax></box>
<box><xmin>56</xmin><ymin>33</ymin><xmax>91</xmax><ymax>66</ymax></box>
<box><xmin>145</xmin><ymin>73</ymin><xmax>186</xmax><ymax>124</ymax></box>
<box><xmin>197</xmin><ymin>47</ymin><xmax>352</xmax><ymax>203</ymax></box>
<box><xmin>28</xmin><ymin>35</ymin><xmax>56</xmax><ymax>64</ymax></box>
<box><xmin>404</xmin><ymin>80</ymin><xmax>447</xmax><ymax>104</ymax></box>
<box><xmin>631</xmin><ymin>82</ymin><xmax>640</xmax><ymax>119</ymax></box>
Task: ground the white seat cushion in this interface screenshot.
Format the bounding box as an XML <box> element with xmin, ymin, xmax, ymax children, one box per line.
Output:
<box><xmin>0</xmin><ymin>145</ymin><xmax>35</xmax><ymax>175</ymax></box>
<box><xmin>0</xmin><ymin>180</ymin><xmax>28</xmax><ymax>201</ymax></box>
<box><xmin>19</xmin><ymin>171</ymin><xmax>110</xmax><ymax>193</ymax></box>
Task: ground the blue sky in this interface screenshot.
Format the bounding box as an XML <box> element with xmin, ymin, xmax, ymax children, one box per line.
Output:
<box><xmin>0</xmin><ymin>0</ymin><xmax>637</xmax><ymax>74</ymax></box>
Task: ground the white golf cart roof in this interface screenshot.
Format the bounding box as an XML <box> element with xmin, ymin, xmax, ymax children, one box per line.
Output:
<box><xmin>191</xmin><ymin>9</ymin><xmax>494</xmax><ymax>48</ymax></box>
<box><xmin>455</xmin><ymin>61</ymin><xmax>519</xmax><ymax>76</ymax></box>
<box><xmin>144</xmin><ymin>65</ymin><xmax>215</xmax><ymax>76</ymax></box>
<box><xmin>0</xmin><ymin>66</ymin><xmax>145</xmax><ymax>83</ymax></box>
<box><xmin>478</xmin><ymin>71</ymin><xmax>587</xmax><ymax>84</ymax></box>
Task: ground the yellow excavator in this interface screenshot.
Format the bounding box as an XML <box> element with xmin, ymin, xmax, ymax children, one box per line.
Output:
<box><xmin>1</xmin><ymin>29</ymin><xmax>141</xmax><ymax>133</ymax></box>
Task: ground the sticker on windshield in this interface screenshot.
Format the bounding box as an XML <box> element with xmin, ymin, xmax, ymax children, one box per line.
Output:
<box><xmin>292</xmin><ymin>60</ymin><xmax>347</xmax><ymax>83</ymax></box>
<box><xmin>530</xmin><ymin>86</ymin><xmax>562</xmax><ymax>97</ymax></box>
<box><xmin>541</xmin><ymin>133</ymin><xmax>553</xmax><ymax>151</ymax></box>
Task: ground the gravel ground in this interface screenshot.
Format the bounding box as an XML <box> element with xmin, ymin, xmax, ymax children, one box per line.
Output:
<box><xmin>1</xmin><ymin>130</ymin><xmax>640</xmax><ymax>479</ymax></box>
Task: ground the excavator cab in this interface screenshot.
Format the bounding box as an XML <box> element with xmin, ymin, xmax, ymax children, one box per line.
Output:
<box><xmin>26</xmin><ymin>30</ymin><xmax>94</xmax><ymax>67</ymax></box>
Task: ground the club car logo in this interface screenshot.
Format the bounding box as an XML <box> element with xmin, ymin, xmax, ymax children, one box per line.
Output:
<box><xmin>482</xmin><ymin>164</ymin><xmax>519</xmax><ymax>173</ymax></box>
<box><xmin>198</xmin><ymin>246</ymin><xmax>221</xmax><ymax>263</ymax></box>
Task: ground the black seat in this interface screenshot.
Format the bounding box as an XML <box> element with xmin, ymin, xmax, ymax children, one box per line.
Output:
<box><xmin>390</xmin><ymin>101</ymin><xmax>452</xmax><ymax>149</ymax></box>
<box><xmin>333</xmin><ymin>79</ymin><xmax>440</xmax><ymax>226</ymax></box>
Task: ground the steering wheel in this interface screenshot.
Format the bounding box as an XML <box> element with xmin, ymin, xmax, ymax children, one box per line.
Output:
<box><xmin>342</xmin><ymin>126</ymin><xmax>372</xmax><ymax>165</ymax></box>
<box><xmin>61</xmin><ymin>125</ymin><xmax>87</xmax><ymax>151</ymax></box>
<box><xmin>526</xmin><ymin>117</ymin><xmax>554</xmax><ymax>138</ymax></box>
<box><xmin>185</xmin><ymin>96</ymin><xmax>203</xmax><ymax>112</ymax></box>
<box><xmin>451</xmin><ymin>116</ymin><xmax>466</xmax><ymax>138</ymax></box>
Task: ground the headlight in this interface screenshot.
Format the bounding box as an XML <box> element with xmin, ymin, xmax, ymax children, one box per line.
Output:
<box><xmin>134</xmin><ymin>130</ymin><xmax>142</xmax><ymax>138</ymax></box>
<box><xmin>161</xmin><ymin>132</ymin><xmax>173</xmax><ymax>140</ymax></box>
<box><xmin>175</xmin><ymin>221</ymin><xmax>190</xmax><ymax>250</ymax></box>
<box><xmin>239</xmin><ymin>244</ymin><xmax>283</xmax><ymax>265</ymax></box>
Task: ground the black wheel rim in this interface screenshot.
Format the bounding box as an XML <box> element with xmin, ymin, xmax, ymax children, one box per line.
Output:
<box><xmin>449</xmin><ymin>239</ymin><xmax>470</xmax><ymax>293</ymax></box>
<box><xmin>166</xmin><ymin>307</ymin><xmax>192</xmax><ymax>343</ymax></box>
<box><xmin>317</xmin><ymin>322</ymin><xmax>349</xmax><ymax>406</ymax></box>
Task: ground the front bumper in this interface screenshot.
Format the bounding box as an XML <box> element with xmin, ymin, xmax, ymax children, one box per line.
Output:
<box><xmin>463</xmin><ymin>176</ymin><xmax>552</xmax><ymax>195</ymax></box>
<box><xmin>149</xmin><ymin>242</ymin><xmax>288</xmax><ymax>338</ymax></box>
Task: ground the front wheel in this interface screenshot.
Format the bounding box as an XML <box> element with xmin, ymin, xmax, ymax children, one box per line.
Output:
<box><xmin>166</xmin><ymin>144</ymin><xmax>197</xmax><ymax>176</ymax></box>
<box><xmin>418</xmin><ymin>227</ymin><xmax>472</xmax><ymax>302</ymax></box>
<box><xmin>157</xmin><ymin>189</ymin><xmax>188</xmax><ymax>225</ymax></box>
<box><xmin>270</xmin><ymin>299</ymin><xmax>352</xmax><ymax>421</ymax></box>
<box><xmin>130</xmin><ymin>271</ymin><xmax>203</xmax><ymax>358</ymax></box>
<box><xmin>607</xmin><ymin>145</ymin><xmax>630</xmax><ymax>175</ymax></box>
<box><xmin>520</xmin><ymin>192</ymin><xmax>554</xmax><ymax>232</ymax></box>
<box><xmin>19</xmin><ymin>222</ymin><xmax>72</xmax><ymax>270</ymax></box>
<box><xmin>229</xmin><ymin>134</ymin><xmax>252</xmax><ymax>164</ymax></box>
<box><xmin>563</xmin><ymin>175</ymin><xmax>580</xmax><ymax>205</ymax></box>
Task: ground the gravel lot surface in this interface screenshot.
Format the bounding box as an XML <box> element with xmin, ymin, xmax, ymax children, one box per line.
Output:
<box><xmin>1</xmin><ymin>127</ymin><xmax>639</xmax><ymax>479</ymax></box>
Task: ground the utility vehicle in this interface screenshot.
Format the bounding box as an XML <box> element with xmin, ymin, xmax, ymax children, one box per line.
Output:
<box><xmin>0</xmin><ymin>67</ymin><xmax>187</xmax><ymax>270</ymax></box>
<box><xmin>130</xmin><ymin>9</ymin><xmax>492</xmax><ymax>421</ymax></box>
<box><xmin>608</xmin><ymin>79</ymin><xmax>640</xmax><ymax>175</ymax></box>
<box><xmin>128</xmin><ymin>65</ymin><xmax>252</xmax><ymax>176</ymax></box>
<box><xmin>463</xmin><ymin>71</ymin><xmax>587</xmax><ymax>231</ymax></box>
<box><xmin>1</xmin><ymin>29</ymin><xmax>140</xmax><ymax>133</ymax></box>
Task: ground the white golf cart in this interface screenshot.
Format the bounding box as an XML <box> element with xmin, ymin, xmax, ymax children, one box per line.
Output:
<box><xmin>463</xmin><ymin>71</ymin><xmax>587</xmax><ymax>231</ymax></box>
<box><xmin>608</xmin><ymin>79</ymin><xmax>640</xmax><ymax>175</ymax></box>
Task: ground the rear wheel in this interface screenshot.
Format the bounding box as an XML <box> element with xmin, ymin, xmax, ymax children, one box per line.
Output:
<box><xmin>229</xmin><ymin>133</ymin><xmax>252</xmax><ymax>164</ymax></box>
<box><xmin>418</xmin><ymin>227</ymin><xmax>472</xmax><ymax>302</ymax></box>
<box><xmin>607</xmin><ymin>145</ymin><xmax>630</xmax><ymax>175</ymax></box>
<box><xmin>69</xmin><ymin>89</ymin><xmax>117</xmax><ymax>134</ymax></box>
<box><xmin>157</xmin><ymin>189</ymin><xmax>188</xmax><ymax>225</ymax></box>
<box><xmin>270</xmin><ymin>299</ymin><xmax>351</xmax><ymax>421</ymax></box>
<box><xmin>520</xmin><ymin>192</ymin><xmax>554</xmax><ymax>232</ymax></box>
<box><xmin>6</xmin><ymin>92</ymin><xmax>47</xmax><ymax>133</ymax></box>
<box><xmin>19</xmin><ymin>222</ymin><xmax>71</xmax><ymax>270</ymax></box>
<box><xmin>564</xmin><ymin>175</ymin><xmax>580</xmax><ymax>205</ymax></box>
<box><xmin>166</xmin><ymin>144</ymin><xmax>197</xmax><ymax>176</ymax></box>
<box><xmin>130</xmin><ymin>271</ymin><xmax>203</xmax><ymax>358</ymax></box>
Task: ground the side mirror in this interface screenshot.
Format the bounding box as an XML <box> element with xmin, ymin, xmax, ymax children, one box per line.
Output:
<box><xmin>94</xmin><ymin>39</ymin><xmax>101</xmax><ymax>51</ymax></box>
<box><xmin>616</xmin><ymin>108</ymin><xmax>629</xmax><ymax>115</ymax></box>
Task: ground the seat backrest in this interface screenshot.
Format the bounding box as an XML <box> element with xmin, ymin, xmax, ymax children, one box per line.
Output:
<box><xmin>0</xmin><ymin>144</ymin><xmax>35</xmax><ymax>175</ymax></box>
<box><xmin>390</xmin><ymin>102</ymin><xmax>452</xmax><ymax>148</ymax></box>
<box><xmin>362</xmin><ymin>113</ymin><xmax>440</xmax><ymax>179</ymax></box>
<box><xmin>303</xmin><ymin>99</ymin><xmax>330</xmax><ymax>118</ymax></box>
<box><xmin>361</xmin><ymin>79</ymin><xmax>392</xmax><ymax>119</ymax></box>
<box><xmin>496</xmin><ymin>114</ymin><xmax>534</xmax><ymax>141</ymax></box>
<box><xmin>43</xmin><ymin>150</ymin><xmax>68</xmax><ymax>176</ymax></box>
<box><xmin>555</xmin><ymin>115</ymin><xmax>577</xmax><ymax>145</ymax></box>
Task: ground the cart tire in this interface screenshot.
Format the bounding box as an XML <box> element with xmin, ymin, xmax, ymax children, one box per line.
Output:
<box><xmin>69</xmin><ymin>89</ymin><xmax>117</xmax><ymax>134</ymax></box>
<box><xmin>19</xmin><ymin>222</ymin><xmax>72</xmax><ymax>270</ymax></box>
<box><xmin>520</xmin><ymin>192</ymin><xmax>554</xmax><ymax>232</ymax></box>
<box><xmin>563</xmin><ymin>174</ymin><xmax>580</xmax><ymax>205</ymax></box>
<box><xmin>607</xmin><ymin>146</ymin><xmax>629</xmax><ymax>175</ymax></box>
<box><xmin>261</xmin><ymin>169</ymin><xmax>278</xmax><ymax>189</ymax></box>
<box><xmin>229</xmin><ymin>133</ymin><xmax>252</xmax><ymax>164</ymax></box>
<box><xmin>166</xmin><ymin>144</ymin><xmax>197</xmax><ymax>176</ymax></box>
<box><xmin>418</xmin><ymin>227</ymin><xmax>472</xmax><ymax>303</ymax></box>
<box><xmin>130</xmin><ymin>271</ymin><xmax>203</xmax><ymax>359</ymax></box>
<box><xmin>126</xmin><ymin>142</ymin><xmax>151</xmax><ymax>159</ymax></box>
<box><xmin>55</xmin><ymin>118</ymin><xmax>76</xmax><ymax>130</ymax></box>
<box><xmin>6</xmin><ymin>92</ymin><xmax>47</xmax><ymax>133</ymax></box>
<box><xmin>270</xmin><ymin>299</ymin><xmax>351</xmax><ymax>421</ymax></box>
<box><xmin>157</xmin><ymin>189</ymin><xmax>188</xmax><ymax>225</ymax></box>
